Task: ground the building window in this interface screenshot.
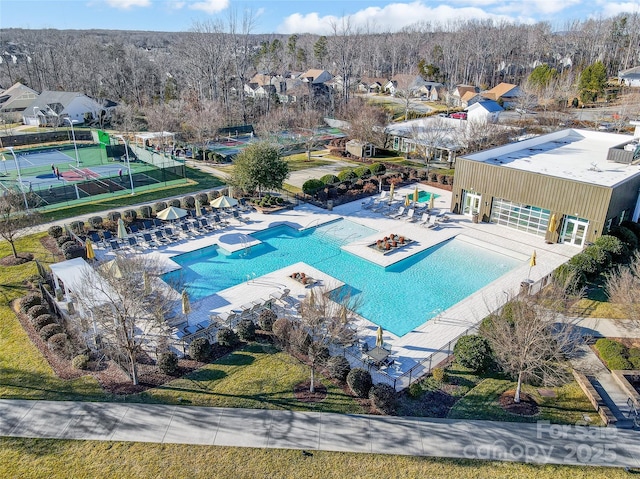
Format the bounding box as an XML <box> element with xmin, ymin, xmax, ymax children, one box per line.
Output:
<box><xmin>393</xmin><ymin>137</ymin><xmax>399</xmax><ymax>150</ymax></box>
<box><xmin>605</xmin><ymin>218</ymin><xmax>613</xmax><ymax>233</ymax></box>
<box><xmin>619</xmin><ymin>210</ymin><xmax>627</xmax><ymax>225</ymax></box>
<box><xmin>490</xmin><ymin>198</ymin><xmax>550</xmax><ymax>237</ymax></box>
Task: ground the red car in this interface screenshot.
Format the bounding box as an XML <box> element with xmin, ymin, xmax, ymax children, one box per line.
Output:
<box><xmin>450</xmin><ymin>112</ymin><xmax>467</xmax><ymax>119</ymax></box>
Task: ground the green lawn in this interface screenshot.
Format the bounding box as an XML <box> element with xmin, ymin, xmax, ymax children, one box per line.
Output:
<box><xmin>0</xmin><ymin>438</ymin><xmax>628</xmax><ymax>479</ymax></box>
<box><xmin>137</xmin><ymin>343</ymin><xmax>365</xmax><ymax>414</ymax></box>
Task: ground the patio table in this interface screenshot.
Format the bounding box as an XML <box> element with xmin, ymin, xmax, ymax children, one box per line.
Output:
<box><xmin>366</xmin><ymin>346</ymin><xmax>391</xmax><ymax>366</ymax></box>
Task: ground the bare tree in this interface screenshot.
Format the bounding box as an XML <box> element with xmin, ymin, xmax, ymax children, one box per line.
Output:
<box><xmin>287</xmin><ymin>287</ymin><xmax>359</xmax><ymax>393</ymax></box>
<box><xmin>339</xmin><ymin>97</ymin><xmax>390</xmax><ymax>151</ymax></box>
<box><xmin>72</xmin><ymin>254</ymin><xmax>179</xmax><ymax>385</ymax></box>
<box><xmin>606</xmin><ymin>252</ymin><xmax>640</xmax><ymax>329</ymax></box>
<box><xmin>0</xmin><ymin>190</ymin><xmax>40</xmax><ymax>258</ymax></box>
<box><xmin>483</xmin><ymin>287</ymin><xmax>581</xmax><ymax>403</ymax></box>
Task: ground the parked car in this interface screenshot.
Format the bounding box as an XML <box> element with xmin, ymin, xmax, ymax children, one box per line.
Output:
<box><xmin>450</xmin><ymin>112</ymin><xmax>467</xmax><ymax>119</ymax></box>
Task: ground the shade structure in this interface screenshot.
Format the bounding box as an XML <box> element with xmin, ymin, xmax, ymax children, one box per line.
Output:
<box><xmin>548</xmin><ymin>214</ymin><xmax>558</xmax><ymax>233</ymax></box>
<box><xmin>156</xmin><ymin>206</ymin><xmax>188</xmax><ymax>221</ymax></box>
<box><xmin>194</xmin><ymin>199</ymin><xmax>203</xmax><ymax>217</ymax></box>
<box><xmin>529</xmin><ymin>250</ymin><xmax>537</xmax><ymax>267</ymax></box>
<box><xmin>404</xmin><ymin>195</ymin><xmax>410</xmax><ymax>207</ymax></box>
<box><xmin>100</xmin><ymin>259</ymin><xmax>123</xmax><ymax>279</ymax></box>
<box><xmin>388</xmin><ymin>183</ymin><xmax>395</xmax><ymax>204</ymax></box>
<box><xmin>117</xmin><ymin>218</ymin><xmax>128</xmax><ymax>239</ymax></box>
<box><xmin>414</xmin><ymin>185</ymin><xmax>419</xmax><ymax>206</ymax></box>
<box><xmin>429</xmin><ymin>194</ymin><xmax>435</xmax><ymax>210</ymax></box>
<box><xmin>211</xmin><ymin>195</ymin><xmax>238</xmax><ymax>209</ymax></box>
<box><xmin>181</xmin><ymin>289</ymin><xmax>191</xmax><ymax>315</ymax></box>
<box><xmin>85</xmin><ymin>239</ymin><xmax>95</xmax><ymax>260</ymax></box>
<box><xmin>376</xmin><ymin>326</ymin><xmax>384</xmax><ymax>348</ymax></box>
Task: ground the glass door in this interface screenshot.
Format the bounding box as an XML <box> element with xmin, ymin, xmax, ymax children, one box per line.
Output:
<box><xmin>463</xmin><ymin>192</ymin><xmax>481</xmax><ymax>216</ymax></box>
<box><xmin>560</xmin><ymin>216</ymin><xmax>589</xmax><ymax>247</ymax></box>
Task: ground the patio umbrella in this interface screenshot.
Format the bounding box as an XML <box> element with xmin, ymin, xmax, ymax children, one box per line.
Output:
<box><xmin>156</xmin><ymin>206</ymin><xmax>188</xmax><ymax>221</ymax></box>
<box><xmin>194</xmin><ymin>199</ymin><xmax>203</xmax><ymax>217</ymax></box>
<box><xmin>548</xmin><ymin>214</ymin><xmax>557</xmax><ymax>232</ymax></box>
<box><xmin>528</xmin><ymin>250</ymin><xmax>537</xmax><ymax>280</ymax></box>
<box><xmin>100</xmin><ymin>259</ymin><xmax>123</xmax><ymax>279</ymax></box>
<box><xmin>388</xmin><ymin>183</ymin><xmax>395</xmax><ymax>204</ymax></box>
<box><xmin>376</xmin><ymin>326</ymin><xmax>384</xmax><ymax>348</ymax></box>
<box><xmin>117</xmin><ymin>218</ymin><xmax>128</xmax><ymax>239</ymax></box>
<box><xmin>211</xmin><ymin>195</ymin><xmax>238</xmax><ymax>209</ymax></box>
<box><xmin>181</xmin><ymin>289</ymin><xmax>191</xmax><ymax>315</ymax></box>
<box><xmin>429</xmin><ymin>194</ymin><xmax>435</xmax><ymax>210</ymax></box>
<box><xmin>85</xmin><ymin>238</ymin><xmax>95</xmax><ymax>260</ymax></box>
<box><xmin>404</xmin><ymin>194</ymin><xmax>410</xmax><ymax>207</ymax></box>
<box><xmin>414</xmin><ymin>185</ymin><xmax>419</xmax><ymax>206</ymax></box>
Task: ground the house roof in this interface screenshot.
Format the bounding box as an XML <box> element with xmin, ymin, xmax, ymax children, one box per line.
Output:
<box><xmin>26</xmin><ymin>90</ymin><xmax>101</xmax><ymax>116</ymax></box>
<box><xmin>300</xmin><ymin>69</ymin><xmax>332</xmax><ymax>83</ymax></box>
<box><xmin>460</xmin><ymin>91</ymin><xmax>480</xmax><ymax>103</ymax></box>
<box><xmin>462</xmin><ymin>129</ymin><xmax>640</xmax><ymax>187</ymax></box>
<box><xmin>484</xmin><ymin>82</ymin><xmax>518</xmax><ymax>100</ymax></box>
<box><xmin>466</xmin><ymin>99</ymin><xmax>504</xmax><ymax>113</ymax></box>
<box><xmin>619</xmin><ymin>66</ymin><xmax>640</xmax><ymax>79</ymax></box>
<box><xmin>455</xmin><ymin>84</ymin><xmax>478</xmax><ymax>97</ymax></box>
<box><xmin>0</xmin><ymin>82</ymin><xmax>38</xmax><ymax>111</ymax></box>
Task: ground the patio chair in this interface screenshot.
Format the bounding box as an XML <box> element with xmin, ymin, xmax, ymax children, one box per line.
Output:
<box><xmin>179</xmin><ymin>222</ymin><xmax>197</xmax><ymax>238</ymax></box>
<box><xmin>417</xmin><ymin>212</ymin><xmax>430</xmax><ymax>226</ymax></box>
<box><xmin>154</xmin><ymin>230</ymin><xmax>170</xmax><ymax>244</ymax></box>
<box><xmin>404</xmin><ymin>208</ymin><xmax>416</xmax><ymax>222</ymax></box>
<box><xmin>129</xmin><ymin>224</ymin><xmax>139</xmax><ymax>235</ymax></box>
<box><xmin>232</xmin><ymin>210</ymin><xmax>249</xmax><ymax>223</ymax></box>
<box><xmin>199</xmin><ymin>218</ymin><xmax>216</xmax><ymax>231</ymax></box>
<box><xmin>212</xmin><ymin>214</ymin><xmax>229</xmax><ymax>227</ymax></box>
<box><xmin>102</xmin><ymin>230</ymin><xmax>113</xmax><ymax>243</ymax></box>
<box><xmin>142</xmin><ymin>232</ymin><xmax>158</xmax><ymax>248</ymax></box>
<box><xmin>126</xmin><ymin>236</ymin><xmax>143</xmax><ymax>252</ymax></box>
<box><xmin>425</xmin><ymin>216</ymin><xmax>440</xmax><ymax>229</ymax></box>
<box><xmin>388</xmin><ymin>206</ymin><xmax>406</xmax><ymax>219</ymax></box>
<box><xmin>153</xmin><ymin>219</ymin><xmax>163</xmax><ymax>228</ymax></box>
<box><xmin>142</xmin><ymin>220</ymin><xmax>153</xmax><ymax>230</ymax></box>
<box><xmin>109</xmin><ymin>240</ymin><xmax>122</xmax><ymax>251</ymax></box>
<box><xmin>89</xmin><ymin>232</ymin><xmax>102</xmax><ymax>247</ymax></box>
<box><xmin>361</xmin><ymin>198</ymin><xmax>375</xmax><ymax>210</ymax></box>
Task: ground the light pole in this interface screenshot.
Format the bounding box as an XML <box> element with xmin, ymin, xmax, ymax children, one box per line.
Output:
<box><xmin>6</xmin><ymin>147</ymin><xmax>29</xmax><ymax>210</ymax></box>
<box><xmin>64</xmin><ymin>117</ymin><xmax>80</xmax><ymax>166</ymax></box>
<box><xmin>115</xmin><ymin>135</ymin><xmax>135</xmax><ymax>195</ymax></box>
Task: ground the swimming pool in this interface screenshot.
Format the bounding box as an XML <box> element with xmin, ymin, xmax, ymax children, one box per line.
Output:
<box><xmin>164</xmin><ymin>219</ymin><xmax>522</xmax><ymax>336</ymax></box>
<box><xmin>410</xmin><ymin>190</ymin><xmax>438</xmax><ymax>202</ymax></box>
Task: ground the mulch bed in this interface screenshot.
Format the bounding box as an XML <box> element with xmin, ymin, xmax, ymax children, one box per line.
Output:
<box><xmin>0</xmin><ymin>253</ymin><xmax>34</xmax><ymax>266</ymax></box>
<box><xmin>40</xmin><ymin>236</ymin><xmax>65</xmax><ymax>262</ymax></box>
<box><xmin>294</xmin><ymin>381</ymin><xmax>328</xmax><ymax>402</ymax></box>
<box><xmin>498</xmin><ymin>389</ymin><xmax>539</xmax><ymax>416</ymax></box>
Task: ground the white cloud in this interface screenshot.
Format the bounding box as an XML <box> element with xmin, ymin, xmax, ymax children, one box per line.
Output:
<box><xmin>277</xmin><ymin>2</ymin><xmax>518</xmax><ymax>34</ymax></box>
<box><xmin>189</xmin><ymin>0</ymin><xmax>229</xmax><ymax>14</ymax></box>
<box><xmin>168</xmin><ymin>1</ymin><xmax>186</xmax><ymax>10</ymax></box>
<box><xmin>593</xmin><ymin>1</ymin><xmax>640</xmax><ymax>17</ymax></box>
<box><xmin>105</xmin><ymin>0</ymin><xmax>151</xmax><ymax>9</ymax></box>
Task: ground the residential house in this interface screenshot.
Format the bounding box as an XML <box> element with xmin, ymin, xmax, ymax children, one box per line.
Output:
<box><xmin>345</xmin><ymin>139</ymin><xmax>376</xmax><ymax>158</ymax></box>
<box><xmin>23</xmin><ymin>90</ymin><xmax>113</xmax><ymax>126</ymax></box>
<box><xmin>619</xmin><ymin>66</ymin><xmax>640</xmax><ymax>87</ymax></box>
<box><xmin>459</xmin><ymin>91</ymin><xmax>483</xmax><ymax>108</ymax></box>
<box><xmin>451</xmin><ymin>128</ymin><xmax>640</xmax><ymax>247</ymax></box>
<box><xmin>415</xmin><ymin>82</ymin><xmax>444</xmax><ymax>101</ymax></box>
<box><xmin>465</xmin><ymin>99</ymin><xmax>503</xmax><ymax>123</ymax></box>
<box><xmin>300</xmin><ymin>69</ymin><xmax>333</xmax><ymax>85</ymax></box>
<box><xmin>384</xmin><ymin>74</ymin><xmax>426</xmax><ymax>96</ymax></box>
<box><xmin>0</xmin><ymin>82</ymin><xmax>39</xmax><ymax>121</ymax></box>
<box><xmin>451</xmin><ymin>85</ymin><xmax>479</xmax><ymax>107</ymax></box>
<box><xmin>482</xmin><ymin>82</ymin><xmax>522</xmax><ymax>108</ymax></box>
<box><xmin>357</xmin><ymin>77</ymin><xmax>388</xmax><ymax>94</ymax></box>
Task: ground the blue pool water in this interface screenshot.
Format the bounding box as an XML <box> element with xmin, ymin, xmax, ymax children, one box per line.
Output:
<box><xmin>410</xmin><ymin>190</ymin><xmax>437</xmax><ymax>202</ymax></box>
<box><xmin>164</xmin><ymin>220</ymin><xmax>521</xmax><ymax>336</ymax></box>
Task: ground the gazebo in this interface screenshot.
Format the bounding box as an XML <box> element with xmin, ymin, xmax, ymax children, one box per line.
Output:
<box><xmin>134</xmin><ymin>131</ymin><xmax>175</xmax><ymax>151</ymax></box>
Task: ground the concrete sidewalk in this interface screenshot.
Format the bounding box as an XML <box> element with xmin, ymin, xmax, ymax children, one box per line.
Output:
<box><xmin>1</xmin><ymin>399</ymin><xmax>639</xmax><ymax>468</ymax></box>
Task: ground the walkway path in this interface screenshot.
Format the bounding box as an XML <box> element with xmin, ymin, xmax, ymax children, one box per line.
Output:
<box><xmin>1</xmin><ymin>399</ymin><xmax>639</xmax><ymax>468</ymax></box>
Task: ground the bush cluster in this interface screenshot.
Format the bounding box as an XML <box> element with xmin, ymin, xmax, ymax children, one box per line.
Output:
<box><xmin>453</xmin><ymin>335</ymin><xmax>493</xmax><ymax>372</ymax></box>
<box><xmin>88</xmin><ymin>216</ymin><xmax>103</xmax><ymax>229</ymax></box>
<box><xmin>56</xmin><ymin>235</ymin><xmax>72</xmax><ymax>247</ymax></box>
<box><xmin>157</xmin><ymin>351</ymin><xmax>179</xmax><ymax>375</ymax></box>
<box><xmin>123</xmin><ymin>209</ymin><xmax>137</xmax><ymax>221</ymax></box>
<box><xmin>369</xmin><ymin>383</ymin><xmax>398</xmax><ymax>415</ymax></box>
<box><xmin>272</xmin><ymin>318</ymin><xmax>293</xmax><ymax>345</ymax></box>
<box><xmin>320</xmin><ymin>174</ymin><xmax>339</xmax><ymax>185</ymax></box>
<box><xmin>236</xmin><ymin>318</ymin><xmax>256</xmax><ymax>341</ymax></box>
<box><xmin>408</xmin><ymin>382</ymin><xmax>422</xmax><ymax>398</ymax></box>
<box><xmin>181</xmin><ymin>196</ymin><xmax>195</xmax><ymax>209</ymax></box>
<box><xmin>20</xmin><ymin>293</ymin><xmax>42</xmax><ymax>313</ymax></box>
<box><xmin>326</xmin><ymin>355</ymin><xmax>351</xmax><ymax>382</ymax></box>
<box><xmin>138</xmin><ymin>205</ymin><xmax>152</xmax><ymax>219</ymax></box>
<box><xmin>107</xmin><ymin>211</ymin><xmax>121</xmax><ymax>221</ymax></box>
<box><xmin>153</xmin><ymin>201</ymin><xmax>168</xmax><ymax>214</ymax></box>
<box><xmin>47</xmin><ymin>225</ymin><xmax>63</xmax><ymax>238</ymax></box>
<box><xmin>257</xmin><ymin>309</ymin><xmax>277</xmax><ymax>331</ymax></box>
<box><xmin>217</xmin><ymin>328</ymin><xmax>239</xmax><ymax>348</ymax></box>
<box><xmin>69</xmin><ymin>220</ymin><xmax>84</xmax><ymax>234</ymax></box>
<box><xmin>195</xmin><ymin>193</ymin><xmax>209</xmax><ymax>206</ymax></box>
<box><xmin>39</xmin><ymin>323</ymin><xmax>63</xmax><ymax>341</ymax></box>
<box><xmin>594</xmin><ymin>338</ymin><xmax>633</xmax><ymax>370</ymax></box>
<box><xmin>302</xmin><ymin>179</ymin><xmax>325</xmax><ymax>196</ymax></box>
<box><xmin>431</xmin><ymin>367</ymin><xmax>447</xmax><ymax>383</ymax></box>
<box><xmin>169</xmin><ymin>198</ymin><xmax>181</xmax><ymax>208</ymax></box>
<box><xmin>72</xmin><ymin>354</ymin><xmax>90</xmax><ymax>370</ymax></box>
<box><xmin>189</xmin><ymin>337</ymin><xmax>212</xmax><ymax>362</ymax></box>
<box><xmin>48</xmin><ymin>332</ymin><xmax>72</xmax><ymax>358</ymax></box>
<box><xmin>32</xmin><ymin>314</ymin><xmax>56</xmax><ymax>330</ymax></box>
<box><xmin>27</xmin><ymin>304</ymin><xmax>50</xmax><ymax>320</ymax></box>
<box><xmin>346</xmin><ymin>368</ymin><xmax>372</xmax><ymax>398</ymax></box>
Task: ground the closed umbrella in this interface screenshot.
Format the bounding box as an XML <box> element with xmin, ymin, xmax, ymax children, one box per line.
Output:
<box><xmin>117</xmin><ymin>218</ymin><xmax>127</xmax><ymax>239</ymax></box>
<box><xmin>195</xmin><ymin>199</ymin><xmax>203</xmax><ymax>217</ymax></box>
<box><xmin>528</xmin><ymin>250</ymin><xmax>537</xmax><ymax>279</ymax></box>
<box><xmin>429</xmin><ymin>193</ymin><xmax>435</xmax><ymax>210</ymax></box>
<box><xmin>156</xmin><ymin>206</ymin><xmax>188</xmax><ymax>221</ymax></box>
<box><xmin>548</xmin><ymin>214</ymin><xmax>557</xmax><ymax>232</ymax></box>
<box><xmin>388</xmin><ymin>183</ymin><xmax>395</xmax><ymax>204</ymax></box>
<box><xmin>210</xmin><ymin>195</ymin><xmax>238</xmax><ymax>209</ymax></box>
<box><xmin>181</xmin><ymin>289</ymin><xmax>191</xmax><ymax>315</ymax></box>
<box><xmin>414</xmin><ymin>185</ymin><xmax>419</xmax><ymax>206</ymax></box>
<box><xmin>404</xmin><ymin>194</ymin><xmax>410</xmax><ymax>207</ymax></box>
<box><xmin>376</xmin><ymin>326</ymin><xmax>384</xmax><ymax>348</ymax></box>
<box><xmin>85</xmin><ymin>238</ymin><xmax>95</xmax><ymax>260</ymax></box>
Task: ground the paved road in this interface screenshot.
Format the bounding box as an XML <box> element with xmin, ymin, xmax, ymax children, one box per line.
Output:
<box><xmin>1</xmin><ymin>399</ymin><xmax>639</xmax><ymax>468</ymax></box>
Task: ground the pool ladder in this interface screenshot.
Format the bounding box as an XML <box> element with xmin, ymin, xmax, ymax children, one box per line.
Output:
<box><xmin>239</xmin><ymin>234</ymin><xmax>252</xmax><ymax>257</ymax></box>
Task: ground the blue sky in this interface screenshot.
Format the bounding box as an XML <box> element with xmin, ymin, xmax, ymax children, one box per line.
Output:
<box><xmin>1</xmin><ymin>0</ymin><xmax>639</xmax><ymax>34</ymax></box>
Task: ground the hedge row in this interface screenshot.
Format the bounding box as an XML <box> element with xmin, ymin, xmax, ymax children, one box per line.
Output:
<box><xmin>594</xmin><ymin>338</ymin><xmax>639</xmax><ymax>370</ymax></box>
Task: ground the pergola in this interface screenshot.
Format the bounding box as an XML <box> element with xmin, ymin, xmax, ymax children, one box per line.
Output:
<box><xmin>134</xmin><ymin>131</ymin><xmax>175</xmax><ymax>149</ymax></box>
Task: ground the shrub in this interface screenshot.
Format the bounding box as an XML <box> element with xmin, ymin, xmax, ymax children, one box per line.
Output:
<box><xmin>369</xmin><ymin>383</ymin><xmax>398</xmax><ymax>415</ymax></box>
<box><xmin>208</xmin><ymin>190</ymin><xmax>221</xmax><ymax>201</ymax></box>
<box><xmin>39</xmin><ymin>323</ymin><xmax>63</xmax><ymax>341</ymax></box>
<box><xmin>181</xmin><ymin>195</ymin><xmax>196</xmax><ymax>209</ymax></box>
<box><xmin>107</xmin><ymin>211</ymin><xmax>121</xmax><ymax>222</ymax></box>
<box><xmin>138</xmin><ymin>205</ymin><xmax>152</xmax><ymax>219</ymax></box>
<box><xmin>628</xmin><ymin>347</ymin><xmax>640</xmax><ymax>359</ymax></box>
<box><xmin>620</xmin><ymin>220</ymin><xmax>640</xmax><ymax>242</ymax></box>
<box><xmin>72</xmin><ymin>354</ymin><xmax>90</xmax><ymax>370</ymax></box>
<box><xmin>353</xmin><ymin>166</ymin><xmax>371</xmax><ymax>178</ymax></box>
<box><xmin>157</xmin><ymin>351</ymin><xmax>179</xmax><ymax>375</ymax></box>
<box><xmin>593</xmin><ymin>235</ymin><xmax>625</xmax><ymax>260</ymax></box>
<box><xmin>188</xmin><ymin>337</ymin><xmax>212</xmax><ymax>362</ymax></box>
<box><xmin>408</xmin><ymin>382</ymin><xmax>422</xmax><ymax>398</ymax></box>
<box><xmin>320</xmin><ymin>174</ymin><xmax>339</xmax><ymax>185</ymax></box>
<box><xmin>153</xmin><ymin>201</ymin><xmax>168</xmax><ymax>214</ymax></box>
<box><xmin>62</xmin><ymin>243</ymin><xmax>85</xmax><ymax>260</ymax></box>
<box><xmin>609</xmin><ymin>226</ymin><xmax>638</xmax><ymax>250</ymax></box>
<box><xmin>257</xmin><ymin>309</ymin><xmax>277</xmax><ymax>331</ymax></box>
<box><xmin>583</xmin><ymin>245</ymin><xmax>610</xmax><ymax>271</ymax></box>
<box><xmin>567</xmin><ymin>253</ymin><xmax>599</xmax><ymax>279</ymax></box>
<box><xmin>326</xmin><ymin>355</ymin><xmax>351</xmax><ymax>382</ymax></box>
<box><xmin>20</xmin><ymin>293</ymin><xmax>42</xmax><ymax>313</ymax></box>
<box><xmin>346</xmin><ymin>368</ymin><xmax>373</xmax><ymax>398</ymax></box>
<box><xmin>217</xmin><ymin>328</ymin><xmax>239</xmax><ymax>347</ymax></box>
<box><xmin>195</xmin><ymin>192</ymin><xmax>209</xmax><ymax>206</ymax></box>
<box><xmin>630</xmin><ymin>356</ymin><xmax>640</xmax><ymax>369</ymax></box>
<box><xmin>48</xmin><ymin>333</ymin><xmax>72</xmax><ymax>358</ymax></box>
<box><xmin>47</xmin><ymin>225</ymin><xmax>63</xmax><ymax>238</ymax></box>
<box><xmin>27</xmin><ymin>304</ymin><xmax>49</xmax><ymax>320</ymax></box>
<box><xmin>429</xmin><ymin>172</ymin><xmax>439</xmax><ymax>183</ymax></box>
<box><xmin>594</xmin><ymin>338</ymin><xmax>626</xmax><ymax>359</ymax></box>
<box><xmin>454</xmin><ymin>335</ymin><xmax>492</xmax><ymax>372</ymax></box>
<box><xmin>70</xmin><ymin>220</ymin><xmax>84</xmax><ymax>234</ymax></box>
<box><xmin>272</xmin><ymin>318</ymin><xmax>293</xmax><ymax>344</ymax></box>
<box><xmin>88</xmin><ymin>216</ymin><xmax>103</xmax><ymax>229</ymax></box>
<box><xmin>302</xmin><ymin>179</ymin><xmax>325</xmax><ymax>196</ymax></box>
<box><xmin>431</xmin><ymin>367</ymin><xmax>447</xmax><ymax>383</ymax></box>
<box><xmin>56</xmin><ymin>234</ymin><xmax>72</xmax><ymax>247</ymax></box>
<box><xmin>236</xmin><ymin>318</ymin><xmax>256</xmax><ymax>341</ymax></box>
<box><xmin>369</xmin><ymin>163</ymin><xmax>385</xmax><ymax>175</ymax></box>
<box><xmin>169</xmin><ymin>198</ymin><xmax>181</xmax><ymax>208</ymax></box>
<box><xmin>123</xmin><ymin>209</ymin><xmax>137</xmax><ymax>221</ymax></box>
<box><xmin>32</xmin><ymin>314</ymin><xmax>56</xmax><ymax>330</ymax></box>
<box><xmin>606</xmin><ymin>356</ymin><xmax>633</xmax><ymax>370</ymax></box>
<box><xmin>337</xmin><ymin>169</ymin><xmax>356</xmax><ymax>181</ymax></box>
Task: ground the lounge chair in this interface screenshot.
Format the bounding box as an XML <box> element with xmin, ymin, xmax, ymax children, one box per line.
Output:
<box><xmin>424</xmin><ymin>216</ymin><xmax>440</xmax><ymax>229</ymax></box>
<box><xmin>129</xmin><ymin>224</ymin><xmax>139</xmax><ymax>235</ymax></box>
<box><xmin>404</xmin><ymin>208</ymin><xmax>416</xmax><ymax>222</ymax></box>
<box><xmin>89</xmin><ymin>232</ymin><xmax>102</xmax><ymax>247</ymax></box>
<box><xmin>154</xmin><ymin>230</ymin><xmax>170</xmax><ymax>244</ymax></box>
<box><xmin>199</xmin><ymin>218</ymin><xmax>216</xmax><ymax>231</ymax></box>
<box><xmin>232</xmin><ymin>210</ymin><xmax>249</xmax><ymax>223</ymax></box>
<box><xmin>109</xmin><ymin>240</ymin><xmax>122</xmax><ymax>251</ymax></box>
<box><xmin>417</xmin><ymin>212</ymin><xmax>430</xmax><ymax>226</ymax></box>
<box><xmin>163</xmin><ymin>227</ymin><xmax>180</xmax><ymax>242</ymax></box>
<box><xmin>180</xmin><ymin>222</ymin><xmax>197</xmax><ymax>237</ymax></box>
<box><xmin>143</xmin><ymin>220</ymin><xmax>153</xmax><ymax>230</ymax></box>
<box><xmin>361</xmin><ymin>198</ymin><xmax>375</xmax><ymax>210</ymax></box>
<box><xmin>127</xmin><ymin>236</ymin><xmax>143</xmax><ymax>252</ymax></box>
<box><xmin>102</xmin><ymin>230</ymin><xmax>113</xmax><ymax>243</ymax></box>
<box><xmin>388</xmin><ymin>206</ymin><xmax>405</xmax><ymax>219</ymax></box>
<box><xmin>142</xmin><ymin>232</ymin><xmax>158</xmax><ymax>248</ymax></box>
<box><xmin>153</xmin><ymin>219</ymin><xmax>163</xmax><ymax>228</ymax></box>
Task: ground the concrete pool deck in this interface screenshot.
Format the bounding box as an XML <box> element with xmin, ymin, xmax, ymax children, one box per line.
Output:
<box><xmin>88</xmin><ymin>184</ymin><xmax>579</xmax><ymax>384</ymax></box>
